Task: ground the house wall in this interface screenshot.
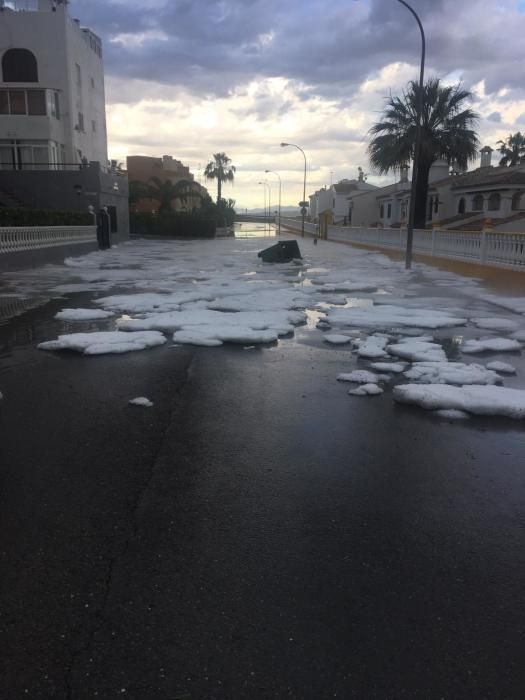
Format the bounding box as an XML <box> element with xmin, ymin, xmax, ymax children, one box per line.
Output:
<box><xmin>0</xmin><ymin>2</ymin><xmax>107</xmax><ymax>164</ymax></box>
<box><xmin>348</xmin><ymin>189</ymin><xmax>380</xmax><ymax>226</ymax></box>
<box><xmin>127</xmin><ymin>155</ymin><xmax>206</xmax><ymax>213</ymax></box>
<box><xmin>0</xmin><ymin>163</ymin><xmax>129</xmax><ymax>239</ymax></box>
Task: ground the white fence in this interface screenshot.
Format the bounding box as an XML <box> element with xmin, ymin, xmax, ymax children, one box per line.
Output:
<box><xmin>0</xmin><ymin>226</ymin><xmax>97</xmax><ymax>255</ymax></box>
<box><xmin>280</xmin><ymin>218</ymin><xmax>525</xmax><ymax>270</ymax></box>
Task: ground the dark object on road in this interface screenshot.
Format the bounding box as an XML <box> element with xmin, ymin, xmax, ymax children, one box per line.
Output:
<box><xmin>258</xmin><ymin>240</ymin><xmax>302</xmax><ymax>263</ymax></box>
<box><xmin>97</xmin><ymin>208</ymin><xmax>111</xmax><ymax>250</ymax></box>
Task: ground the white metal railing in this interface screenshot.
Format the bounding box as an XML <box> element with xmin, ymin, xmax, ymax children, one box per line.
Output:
<box><xmin>280</xmin><ymin>218</ymin><xmax>525</xmax><ymax>270</ymax></box>
<box><xmin>0</xmin><ymin>226</ymin><xmax>97</xmax><ymax>254</ymax></box>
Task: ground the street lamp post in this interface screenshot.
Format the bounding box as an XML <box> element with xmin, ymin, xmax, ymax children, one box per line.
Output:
<box><xmin>396</xmin><ymin>0</ymin><xmax>425</xmax><ymax>270</ymax></box>
<box><xmin>258</xmin><ymin>181</ymin><xmax>271</xmax><ymax>231</ymax></box>
<box><xmin>280</xmin><ymin>142</ymin><xmax>307</xmax><ymax>238</ymax></box>
<box><xmin>352</xmin><ymin>0</ymin><xmax>425</xmax><ymax>269</ymax></box>
<box><xmin>265</xmin><ymin>169</ymin><xmax>282</xmax><ymax>236</ymax></box>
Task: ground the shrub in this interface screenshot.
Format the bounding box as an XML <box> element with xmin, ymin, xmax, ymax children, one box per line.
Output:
<box><xmin>0</xmin><ymin>208</ymin><xmax>92</xmax><ymax>227</ymax></box>
<box><xmin>130</xmin><ymin>212</ymin><xmax>216</xmax><ymax>238</ymax></box>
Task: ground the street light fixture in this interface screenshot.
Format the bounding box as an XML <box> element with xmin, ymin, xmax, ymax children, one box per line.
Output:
<box><xmin>280</xmin><ymin>142</ymin><xmax>307</xmax><ymax>238</ymax></box>
<box><xmin>265</xmin><ymin>169</ymin><xmax>282</xmax><ymax>236</ymax></box>
<box><xmin>353</xmin><ymin>0</ymin><xmax>425</xmax><ymax>269</ymax></box>
<box><xmin>258</xmin><ymin>180</ymin><xmax>271</xmax><ymax>226</ymax></box>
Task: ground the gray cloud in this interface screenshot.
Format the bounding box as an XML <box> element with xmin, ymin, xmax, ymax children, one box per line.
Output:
<box><xmin>487</xmin><ymin>111</ymin><xmax>502</xmax><ymax>123</ymax></box>
<box><xmin>69</xmin><ymin>0</ymin><xmax>525</xmax><ymax>104</ymax></box>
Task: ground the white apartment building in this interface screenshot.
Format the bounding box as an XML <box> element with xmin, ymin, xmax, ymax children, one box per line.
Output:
<box><xmin>0</xmin><ymin>0</ymin><xmax>108</xmax><ymax>170</ymax></box>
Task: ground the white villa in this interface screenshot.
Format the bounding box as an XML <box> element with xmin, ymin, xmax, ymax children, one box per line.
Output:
<box><xmin>312</xmin><ymin>149</ymin><xmax>525</xmax><ymax>233</ymax></box>
<box><xmin>309</xmin><ymin>168</ymin><xmax>378</xmax><ymax>233</ymax></box>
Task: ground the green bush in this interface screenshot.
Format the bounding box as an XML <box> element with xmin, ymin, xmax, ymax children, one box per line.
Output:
<box><xmin>0</xmin><ymin>208</ymin><xmax>92</xmax><ymax>227</ymax></box>
<box><xmin>131</xmin><ymin>212</ymin><xmax>216</xmax><ymax>238</ymax></box>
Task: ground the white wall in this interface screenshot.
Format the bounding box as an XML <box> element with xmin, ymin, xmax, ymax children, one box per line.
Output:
<box><xmin>0</xmin><ymin>3</ymin><xmax>107</xmax><ymax>165</ymax></box>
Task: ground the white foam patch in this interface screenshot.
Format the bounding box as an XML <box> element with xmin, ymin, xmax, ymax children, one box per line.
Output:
<box><xmin>171</xmin><ymin>330</ymin><xmax>223</xmax><ymax>347</ymax></box>
<box><xmin>318</xmin><ymin>283</ymin><xmax>378</xmax><ymax>293</ymax></box>
<box><xmin>96</xmin><ymin>292</ymin><xmax>204</xmax><ymax>313</ymax></box>
<box><xmin>472</xmin><ymin>317</ymin><xmax>519</xmax><ymax>332</ymax></box>
<box><xmin>480</xmin><ymin>294</ymin><xmax>525</xmax><ymax>315</ymax></box>
<box><xmin>486</xmin><ymin>361</ymin><xmax>517</xmax><ymax>374</ymax></box>
<box><xmin>461</xmin><ymin>337</ymin><xmax>522</xmax><ymax>354</ymax></box>
<box><xmin>38</xmin><ymin>330</ymin><xmax>166</xmax><ymax>355</ymax></box>
<box><xmin>394</xmin><ymin>384</ymin><xmax>525</xmax><ymax>419</ymax></box>
<box><xmin>55</xmin><ymin>308</ymin><xmax>114</xmax><ymax>321</ymax></box>
<box><xmin>353</xmin><ymin>335</ymin><xmax>389</xmax><ymax>358</ymax></box>
<box><xmin>129</xmin><ymin>397</ymin><xmax>153</xmax><ymax>407</ymax></box>
<box><xmin>323</xmin><ymin>334</ymin><xmax>352</xmax><ymax>345</ymax></box>
<box><xmin>337</xmin><ymin>370</ymin><xmax>390</xmax><ymax>384</ymax></box>
<box><xmin>207</xmin><ymin>288</ymin><xmax>311</xmax><ymax>312</ymax></box>
<box><xmin>117</xmin><ymin>309</ymin><xmax>302</xmax><ymax>343</ymax></box>
<box><xmin>435</xmin><ymin>409</ymin><xmax>470</xmax><ymax>420</ymax></box>
<box><xmin>369</xmin><ymin>362</ymin><xmax>407</xmax><ymax>373</ymax></box>
<box><xmin>173</xmin><ymin>327</ymin><xmax>277</xmax><ymax>346</ymax></box>
<box><xmin>349</xmin><ymin>383</ymin><xmax>384</xmax><ymax>396</ymax></box>
<box><xmin>326</xmin><ymin>305</ymin><xmax>466</xmax><ymax>330</ymax></box>
<box><xmin>403</xmin><ymin>361</ymin><xmax>501</xmax><ymax>386</ymax></box>
<box><xmin>388</xmin><ymin>341</ymin><xmax>447</xmax><ymax>363</ymax></box>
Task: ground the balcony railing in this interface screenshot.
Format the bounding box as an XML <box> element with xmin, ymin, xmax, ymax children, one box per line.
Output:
<box><xmin>0</xmin><ymin>225</ymin><xmax>97</xmax><ymax>254</ymax></box>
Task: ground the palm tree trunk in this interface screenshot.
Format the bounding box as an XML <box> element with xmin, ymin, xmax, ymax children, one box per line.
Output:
<box><xmin>414</xmin><ymin>159</ymin><xmax>431</xmax><ymax>229</ymax></box>
<box><xmin>217</xmin><ymin>178</ymin><xmax>222</xmax><ymax>203</ymax></box>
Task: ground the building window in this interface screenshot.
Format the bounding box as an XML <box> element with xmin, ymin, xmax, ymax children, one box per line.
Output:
<box><xmin>472</xmin><ymin>194</ymin><xmax>484</xmax><ymax>211</ymax></box>
<box><xmin>488</xmin><ymin>192</ymin><xmax>501</xmax><ymax>211</ymax></box>
<box><xmin>428</xmin><ymin>197</ymin><xmax>433</xmax><ymax>219</ymax></box>
<box><xmin>2</xmin><ymin>49</ymin><xmax>38</xmax><ymax>83</ymax></box>
<box><xmin>91</xmin><ymin>77</ymin><xmax>95</xmax><ymax>89</ymax></box>
<box><xmin>53</xmin><ymin>91</ymin><xmax>60</xmax><ymax>119</ymax></box>
<box><xmin>75</xmin><ymin>63</ymin><xmax>82</xmax><ymax>91</ymax></box>
<box><xmin>92</xmin><ymin>119</ymin><xmax>97</xmax><ymax>133</ymax></box>
<box><xmin>380</xmin><ymin>204</ymin><xmax>384</xmax><ymax>218</ymax></box>
<box><xmin>512</xmin><ymin>192</ymin><xmax>522</xmax><ymax>211</ymax></box>
<box><xmin>387</xmin><ymin>203</ymin><xmax>392</xmax><ymax>218</ymax></box>
<box><xmin>27</xmin><ymin>90</ymin><xmax>46</xmax><ymax>116</ymax></box>
<box><xmin>434</xmin><ymin>197</ymin><xmax>439</xmax><ymax>214</ymax></box>
<box><xmin>0</xmin><ymin>88</ymin><xmax>48</xmax><ymax>116</ymax></box>
<box><xmin>9</xmin><ymin>90</ymin><xmax>26</xmax><ymax>115</ymax></box>
<box><xmin>77</xmin><ymin>112</ymin><xmax>85</xmax><ymax>132</ymax></box>
<box><xmin>0</xmin><ymin>139</ymin><xmax>51</xmax><ymax>170</ymax></box>
<box><xmin>458</xmin><ymin>197</ymin><xmax>466</xmax><ymax>214</ymax></box>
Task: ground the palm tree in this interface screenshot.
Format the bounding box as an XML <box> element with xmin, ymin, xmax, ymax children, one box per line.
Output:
<box><xmin>204</xmin><ymin>153</ymin><xmax>236</xmax><ymax>203</ymax></box>
<box><xmin>497</xmin><ymin>132</ymin><xmax>525</xmax><ymax>167</ymax></box>
<box><xmin>146</xmin><ymin>177</ymin><xmax>197</xmax><ymax>212</ymax></box>
<box><xmin>129</xmin><ymin>180</ymin><xmax>149</xmax><ymax>211</ymax></box>
<box><xmin>368</xmin><ymin>78</ymin><xmax>479</xmax><ymax>228</ymax></box>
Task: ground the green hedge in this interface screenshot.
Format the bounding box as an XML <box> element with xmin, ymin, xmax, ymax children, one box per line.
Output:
<box><xmin>131</xmin><ymin>212</ymin><xmax>216</xmax><ymax>238</ymax></box>
<box><xmin>0</xmin><ymin>208</ymin><xmax>92</xmax><ymax>227</ymax></box>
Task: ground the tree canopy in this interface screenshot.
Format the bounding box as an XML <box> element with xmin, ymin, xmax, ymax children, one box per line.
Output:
<box><xmin>497</xmin><ymin>132</ymin><xmax>525</xmax><ymax>167</ymax></box>
<box><xmin>130</xmin><ymin>177</ymin><xmax>200</xmax><ymax>212</ymax></box>
<box><xmin>368</xmin><ymin>78</ymin><xmax>479</xmax><ymax>227</ymax></box>
<box><xmin>204</xmin><ymin>153</ymin><xmax>236</xmax><ymax>203</ymax></box>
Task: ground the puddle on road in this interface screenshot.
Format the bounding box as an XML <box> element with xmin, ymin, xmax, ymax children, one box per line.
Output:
<box><xmin>0</xmin><ymin>295</ymin><xmax>50</xmax><ymax>325</ymax></box>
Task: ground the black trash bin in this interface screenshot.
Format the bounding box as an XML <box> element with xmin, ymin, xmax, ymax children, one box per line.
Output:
<box><xmin>258</xmin><ymin>240</ymin><xmax>302</xmax><ymax>263</ymax></box>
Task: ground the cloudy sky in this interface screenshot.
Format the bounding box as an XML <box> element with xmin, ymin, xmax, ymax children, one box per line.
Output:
<box><xmin>70</xmin><ymin>0</ymin><xmax>525</xmax><ymax>209</ymax></box>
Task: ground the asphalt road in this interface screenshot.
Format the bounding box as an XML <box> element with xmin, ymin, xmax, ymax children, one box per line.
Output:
<box><xmin>1</xmin><ymin>303</ymin><xmax>525</xmax><ymax>699</ymax></box>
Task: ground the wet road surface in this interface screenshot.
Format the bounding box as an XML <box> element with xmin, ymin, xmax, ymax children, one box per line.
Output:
<box><xmin>1</xmin><ymin>298</ymin><xmax>525</xmax><ymax>699</ymax></box>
